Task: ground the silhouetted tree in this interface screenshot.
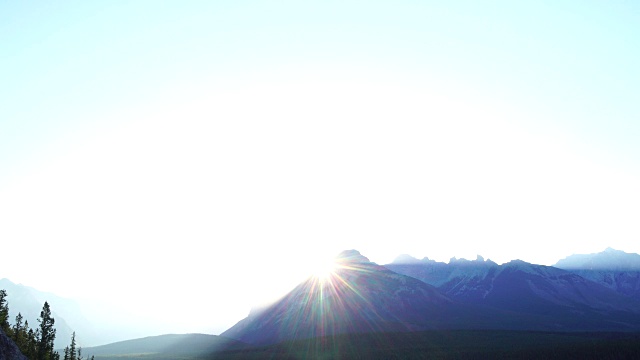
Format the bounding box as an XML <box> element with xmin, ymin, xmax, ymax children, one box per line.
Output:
<box><xmin>12</xmin><ymin>313</ymin><xmax>26</xmax><ymax>350</ymax></box>
<box><xmin>68</xmin><ymin>332</ymin><xmax>76</xmax><ymax>360</ymax></box>
<box><xmin>37</xmin><ymin>302</ymin><xmax>58</xmax><ymax>360</ymax></box>
<box><xmin>0</xmin><ymin>289</ymin><xmax>10</xmax><ymax>334</ymax></box>
<box><xmin>63</xmin><ymin>331</ymin><xmax>90</xmax><ymax>360</ymax></box>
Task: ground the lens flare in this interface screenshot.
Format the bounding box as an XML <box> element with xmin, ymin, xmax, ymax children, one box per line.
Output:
<box><xmin>311</xmin><ymin>259</ymin><xmax>337</xmax><ymax>280</ymax></box>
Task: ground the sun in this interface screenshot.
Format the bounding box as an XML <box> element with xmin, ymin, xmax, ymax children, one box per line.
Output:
<box><xmin>310</xmin><ymin>258</ymin><xmax>337</xmax><ymax>281</ymax></box>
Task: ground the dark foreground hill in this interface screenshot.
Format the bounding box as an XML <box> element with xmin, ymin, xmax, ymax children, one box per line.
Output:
<box><xmin>210</xmin><ymin>330</ymin><xmax>640</xmax><ymax>360</ymax></box>
<box><xmin>86</xmin><ymin>330</ymin><xmax>640</xmax><ymax>360</ymax></box>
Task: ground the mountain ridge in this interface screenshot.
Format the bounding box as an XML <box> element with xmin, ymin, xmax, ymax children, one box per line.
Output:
<box><xmin>555</xmin><ymin>248</ymin><xmax>640</xmax><ymax>300</ymax></box>
<box><xmin>386</xmin><ymin>248</ymin><xmax>640</xmax><ymax>332</ymax></box>
<box><xmin>222</xmin><ymin>250</ymin><xmax>464</xmax><ymax>345</ymax></box>
<box><xmin>222</xmin><ymin>248</ymin><xmax>640</xmax><ymax>346</ymax></box>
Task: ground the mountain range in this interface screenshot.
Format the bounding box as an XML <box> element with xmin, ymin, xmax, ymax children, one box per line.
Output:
<box><xmin>4</xmin><ymin>247</ymin><xmax>640</xmax><ymax>358</ymax></box>
<box><xmin>222</xmin><ymin>250</ymin><xmax>463</xmax><ymax>344</ymax></box>
<box><xmin>386</xmin><ymin>253</ymin><xmax>640</xmax><ymax>315</ymax></box>
<box><xmin>555</xmin><ymin>247</ymin><xmax>640</xmax><ymax>300</ymax></box>
<box><xmin>223</xmin><ymin>248</ymin><xmax>640</xmax><ymax>346</ymax></box>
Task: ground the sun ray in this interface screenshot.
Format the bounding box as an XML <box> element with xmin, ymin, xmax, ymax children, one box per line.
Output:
<box><xmin>310</xmin><ymin>258</ymin><xmax>337</xmax><ymax>281</ymax></box>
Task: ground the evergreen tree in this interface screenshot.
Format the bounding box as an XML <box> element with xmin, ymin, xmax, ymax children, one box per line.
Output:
<box><xmin>37</xmin><ymin>301</ymin><xmax>58</xmax><ymax>360</ymax></box>
<box><xmin>12</xmin><ymin>312</ymin><xmax>23</xmax><ymax>336</ymax></box>
<box><xmin>27</xmin><ymin>326</ymin><xmax>38</xmax><ymax>359</ymax></box>
<box><xmin>0</xmin><ymin>289</ymin><xmax>10</xmax><ymax>334</ymax></box>
<box><xmin>68</xmin><ymin>332</ymin><xmax>76</xmax><ymax>360</ymax></box>
<box><xmin>12</xmin><ymin>313</ymin><xmax>25</xmax><ymax>350</ymax></box>
<box><xmin>0</xmin><ymin>291</ymin><xmax>89</xmax><ymax>360</ymax></box>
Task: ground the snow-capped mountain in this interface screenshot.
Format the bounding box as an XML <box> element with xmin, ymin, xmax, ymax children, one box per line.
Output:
<box><xmin>555</xmin><ymin>248</ymin><xmax>640</xmax><ymax>300</ymax></box>
<box><xmin>386</xmin><ymin>255</ymin><xmax>640</xmax><ymax>330</ymax></box>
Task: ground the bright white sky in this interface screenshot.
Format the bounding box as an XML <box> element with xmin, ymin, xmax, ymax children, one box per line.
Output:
<box><xmin>1</xmin><ymin>1</ymin><xmax>640</xmax><ymax>335</ymax></box>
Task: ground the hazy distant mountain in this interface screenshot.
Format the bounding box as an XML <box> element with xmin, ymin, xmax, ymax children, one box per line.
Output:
<box><xmin>556</xmin><ymin>248</ymin><xmax>640</xmax><ymax>271</ymax></box>
<box><xmin>222</xmin><ymin>250</ymin><xmax>480</xmax><ymax>345</ymax></box>
<box><xmin>0</xmin><ymin>328</ymin><xmax>27</xmax><ymax>360</ymax></box>
<box><xmin>0</xmin><ymin>278</ymin><xmax>169</xmax><ymax>348</ymax></box>
<box><xmin>81</xmin><ymin>333</ymin><xmax>245</xmax><ymax>358</ymax></box>
<box><xmin>387</xmin><ymin>255</ymin><xmax>640</xmax><ymax>331</ymax></box>
<box><xmin>555</xmin><ymin>248</ymin><xmax>640</xmax><ymax>300</ymax></box>
<box><xmin>0</xmin><ymin>278</ymin><xmax>80</xmax><ymax>349</ymax></box>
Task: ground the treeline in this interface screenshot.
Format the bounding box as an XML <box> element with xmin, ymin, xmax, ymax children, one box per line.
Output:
<box><xmin>0</xmin><ymin>289</ymin><xmax>93</xmax><ymax>360</ymax></box>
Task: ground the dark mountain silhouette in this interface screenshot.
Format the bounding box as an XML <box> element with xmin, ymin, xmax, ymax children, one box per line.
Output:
<box><xmin>0</xmin><ymin>328</ymin><xmax>27</xmax><ymax>360</ymax></box>
<box><xmin>222</xmin><ymin>250</ymin><xmax>478</xmax><ymax>345</ymax></box>
<box><xmin>555</xmin><ymin>248</ymin><xmax>640</xmax><ymax>300</ymax></box>
<box><xmin>386</xmin><ymin>255</ymin><xmax>640</xmax><ymax>331</ymax></box>
<box><xmin>222</xmin><ymin>250</ymin><xmax>629</xmax><ymax>346</ymax></box>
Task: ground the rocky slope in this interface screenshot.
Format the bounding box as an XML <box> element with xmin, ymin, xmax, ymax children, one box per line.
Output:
<box><xmin>0</xmin><ymin>328</ymin><xmax>27</xmax><ymax>360</ymax></box>
<box><xmin>386</xmin><ymin>254</ymin><xmax>640</xmax><ymax>330</ymax></box>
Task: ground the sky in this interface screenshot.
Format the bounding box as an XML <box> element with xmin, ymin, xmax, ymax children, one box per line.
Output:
<box><xmin>1</xmin><ymin>0</ymin><xmax>640</xmax><ymax>335</ymax></box>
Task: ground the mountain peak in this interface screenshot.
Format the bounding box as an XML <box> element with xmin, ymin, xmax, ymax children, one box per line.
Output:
<box><xmin>503</xmin><ymin>259</ymin><xmax>544</xmax><ymax>274</ymax></box>
<box><xmin>335</xmin><ymin>249</ymin><xmax>371</xmax><ymax>264</ymax></box>
<box><xmin>555</xmin><ymin>248</ymin><xmax>640</xmax><ymax>271</ymax></box>
<box><xmin>448</xmin><ymin>256</ymin><xmax>490</xmax><ymax>264</ymax></box>
<box><xmin>392</xmin><ymin>254</ymin><xmax>420</xmax><ymax>264</ymax></box>
<box><xmin>223</xmin><ymin>249</ymin><xmax>452</xmax><ymax>345</ymax></box>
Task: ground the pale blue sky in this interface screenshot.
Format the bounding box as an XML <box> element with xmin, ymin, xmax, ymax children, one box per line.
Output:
<box><xmin>3</xmin><ymin>1</ymin><xmax>639</xmax><ymax>172</ymax></box>
<box><xmin>1</xmin><ymin>1</ymin><xmax>640</xmax><ymax>334</ymax></box>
